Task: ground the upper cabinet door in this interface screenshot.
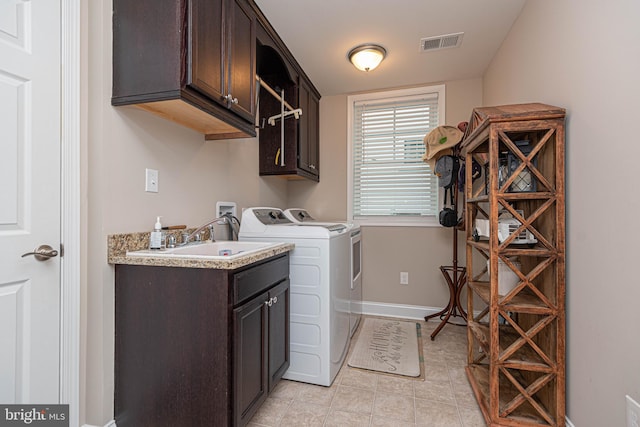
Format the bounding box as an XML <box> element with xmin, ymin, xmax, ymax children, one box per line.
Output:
<box><xmin>298</xmin><ymin>78</ymin><xmax>320</xmax><ymax>178</ymax></box>
<box><xmin>189</xmin><ymin>0</ymin><xmax>256</xmax><ymax>122</ymax></box>
<box><xmin>227</xmin><ymin>0</ymin><xmax>256</xmax><ymax>122</ymax></box>
<box><xmin>308</xmin><ymin>90</ymin><xmax>320</xmax><ymax>176</ymax></box>
<box><xmin>188</xmin><ymin>0</ymin><xmax>226</xmax><ymax>107</ymax></box>
<box><xmin>297</xmin><ymin>80</ymin><xmax>310</xmax><ymax>172</ymax></box>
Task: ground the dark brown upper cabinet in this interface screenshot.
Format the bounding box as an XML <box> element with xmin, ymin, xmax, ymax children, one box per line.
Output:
<box><xmin>112</xmin><ymin>0</ymin><xmax>321</xmax><ymax>177</ymax></box>
<box><xmin>190</xmin><ymin>0</ymin><xmax>256</xmax><ymax>124</ymax></box>
<box><xmin>112</xmin><ymin>0</ymin><xmax>257</xmax><ymax>140</ymax></box>
<box><xmin>254</xmin><ymin>21</ymin><xmax>321</xmax><ymax>182</ymax></box>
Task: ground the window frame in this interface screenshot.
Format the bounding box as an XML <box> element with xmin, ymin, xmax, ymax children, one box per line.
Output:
<box><xmin>347</xmin><ymin>84</ymin><xmax>445</xmax><ymax>227</ymax></box>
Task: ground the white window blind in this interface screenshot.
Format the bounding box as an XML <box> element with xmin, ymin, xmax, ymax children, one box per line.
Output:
<box><xmin>351</xmin><ymin>90</ymin><xmax>440</xmax><ymax>221</ymax></box>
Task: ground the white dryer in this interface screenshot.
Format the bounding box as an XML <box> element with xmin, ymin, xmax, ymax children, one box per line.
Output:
<box><xmin>283</xmin><ymin>209</ymin><xmax>362</xmax><ymax>338</ymax></box>
<box><xmin>239</xmin><ymin>208</ymin><xmax>351</xmax><ymax>387</ymax></box>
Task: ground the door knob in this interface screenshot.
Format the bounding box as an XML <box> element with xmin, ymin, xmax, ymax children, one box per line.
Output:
<box><xmin>21</xmin><ymin>244</ymin><xmax>59</xmax><ymax>261</ymax></box>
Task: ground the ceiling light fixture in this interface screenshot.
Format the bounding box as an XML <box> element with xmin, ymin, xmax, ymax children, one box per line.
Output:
<box><xmin>348</xmin><ymin>44</ymin><xmax>386</xmax><ymax>72</ymax></box>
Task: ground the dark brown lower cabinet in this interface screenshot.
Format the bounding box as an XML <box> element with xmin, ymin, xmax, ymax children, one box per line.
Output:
<box><xmin>114</xmin><ymin>253</ymin><xmax>290</xmax><ymax>427</ymax></box>
<box><xmin>233</xmin><ymin>279</ymin><xmax>289</xmax><ymax>425</ymax></box>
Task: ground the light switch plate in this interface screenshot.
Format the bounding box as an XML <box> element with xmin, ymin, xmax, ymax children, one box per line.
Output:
<box><xmin>145</xmin><ymin>168</ymin><xmax>158</xmax><ymax>193</ymax></box>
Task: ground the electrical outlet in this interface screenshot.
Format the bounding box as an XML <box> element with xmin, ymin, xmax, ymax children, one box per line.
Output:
<box><xmin>400</xmin><ymin>272</ymin><xmax>409</xmax><ymax>285</ymax></box>
<box><xmin>627</xmin><ymin>395</ymin><xmax>640</xmax><ymax>427</ymax></box>
<box><xmin>145</xmin><ymin>168</ymin><xmax>158</xmax><ymax>193</ymax></box>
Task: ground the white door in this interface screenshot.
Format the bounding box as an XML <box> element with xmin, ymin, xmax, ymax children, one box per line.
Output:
<box><xmin>0</xmin><ymin>0</ymin><xmax>62</xmax><ymax>403</ymax></box>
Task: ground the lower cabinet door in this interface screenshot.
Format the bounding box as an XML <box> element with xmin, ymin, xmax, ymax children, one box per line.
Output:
<box><xmin>233</xmin><ymin>291</ymin><xmax>269</xmax><ymax>427</ymax></box>
<box><xmin>268</xmin><ymin>279</ymin><xmax>290</xmax><ymax>391</ymax></box>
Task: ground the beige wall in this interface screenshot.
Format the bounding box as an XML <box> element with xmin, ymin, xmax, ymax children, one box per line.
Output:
<box><xmin>290</xmin><ymin>79</ymin><xmax>482</xmax><ymax>309</ymax></box>
<box><xmin>482</xmin><ymin>0</ymin><xmax>640</xmax><ymax>425</ymax></box>
<box><xmin>83</xmin><ymin>1</ymin><xmax>289</xmax><ymax>424</ymax></box>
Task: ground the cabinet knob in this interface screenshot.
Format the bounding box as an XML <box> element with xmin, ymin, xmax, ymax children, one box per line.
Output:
<box><xmin>264</xmin><ymin>296</ymin><xmax>278</xmax><ymax>307</ymax></box>
<box><xmin>224</xmin><ymin>94</ymin><xmax>238</xmax><ymax>105</ymax></box>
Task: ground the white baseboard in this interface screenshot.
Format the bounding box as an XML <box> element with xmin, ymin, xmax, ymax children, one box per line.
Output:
<box><xmin>361</xmin><ymin>300</ymin><xmax>467</xmax><ymax>321</ymax></box>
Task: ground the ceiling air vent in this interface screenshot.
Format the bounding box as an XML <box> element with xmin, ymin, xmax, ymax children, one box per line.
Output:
<box><xmin>420</xmin><ymin>32</ymin><xmax>464</xmax><ymax>52</ymax></box>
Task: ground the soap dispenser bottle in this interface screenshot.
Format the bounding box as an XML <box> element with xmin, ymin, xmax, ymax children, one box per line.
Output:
<box><xmin>149</xmin><ymin>216</ymin><xmax>163</xmax><ymax>249</ymax></box>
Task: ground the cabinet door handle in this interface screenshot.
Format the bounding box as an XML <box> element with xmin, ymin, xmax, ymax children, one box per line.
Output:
<box><xmin>272</xmin><ymin>296</ymin><xmax>278</xmax><ymax>304</ymax></box>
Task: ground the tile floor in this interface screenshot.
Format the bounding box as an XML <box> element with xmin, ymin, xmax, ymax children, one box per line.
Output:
<box><xmin>248</xmin><ymin>316</ymin><xmax>486</xmax><ymax>427</ymax></box>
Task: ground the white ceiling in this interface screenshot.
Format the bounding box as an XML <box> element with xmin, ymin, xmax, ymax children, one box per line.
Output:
<box><xmin>253</xmin><ymin>0</ymin><xmax>526</xmax><ymax>96</ymax></box>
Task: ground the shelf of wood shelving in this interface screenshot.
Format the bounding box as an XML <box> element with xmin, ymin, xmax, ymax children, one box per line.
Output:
<box><xmin>468</xmin><ymin>321</ymin><xmax>552</xmax><ymax>371</ymax></box>
<box><xmin>468</xmin><ymin>281</ymin><xmax>556</xmax><ymax>315</ymax></box>
<box><xmin>466</xmin><ymin>364</ymin><xmax>555</xmax><ymax>426</ymax></box>
<box><xmin>466</xmin><ymin>240</ymin><xmax>555</xmax><ymax>257</ymax></box>
<box><xmin>468</xmin><ymin>192</ymin><xmax>557</xmax><ymax>204</ymax></box>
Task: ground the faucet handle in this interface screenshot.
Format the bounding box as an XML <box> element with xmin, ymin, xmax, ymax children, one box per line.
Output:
<box><xmin>167</xmin><ymin>235</ymin><xmax>176</xmax><ymax>248</ymax></box>
<box><xmin>208</xmin><ymin>224</ymin><xmax>215</xmax><ymax>242</ymax></box>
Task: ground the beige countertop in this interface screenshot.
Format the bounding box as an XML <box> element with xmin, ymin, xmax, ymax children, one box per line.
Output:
<box><xmin>107</xmin><ymin>231</ymin><xmax>293</xmax><ymax>270</ymax></box>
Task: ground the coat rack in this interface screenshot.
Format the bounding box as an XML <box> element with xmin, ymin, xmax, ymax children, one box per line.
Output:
<box><xmin>425</xmin><ymin>144</ymin><xmax>467</xmax><ymax>340</ymax></box>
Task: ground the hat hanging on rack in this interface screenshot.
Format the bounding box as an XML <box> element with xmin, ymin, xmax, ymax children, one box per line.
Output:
<box><xmin>422</xmin><ymin>125</ymin><xmax>464</xmax><ymax>170</ymax></box>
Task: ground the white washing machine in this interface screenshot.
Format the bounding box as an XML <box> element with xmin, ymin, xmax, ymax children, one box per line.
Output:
<box><xmin>239</xmin><ymin>208</ymin><xmax>351</xmax><ymax>386</ymax></box>
<box><xmin>283</xmin><ymin>209</ymin><xmax>362</xmax><ymax>338</ymax></box>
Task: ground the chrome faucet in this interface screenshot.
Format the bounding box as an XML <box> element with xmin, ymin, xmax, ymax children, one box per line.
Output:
<box><xmin>179</xmin><ymin>216</ymin><xmax>229</xmax><ymax>246</ymax></box>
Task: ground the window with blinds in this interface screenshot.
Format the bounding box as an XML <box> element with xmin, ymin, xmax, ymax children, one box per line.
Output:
<box><xmin>348</xmin><ymin>85</ymin><xmax>444</xmax><ymax>225</ymax></box>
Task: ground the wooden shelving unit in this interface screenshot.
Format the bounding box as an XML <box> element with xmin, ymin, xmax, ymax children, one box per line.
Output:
<box><xmin>461</xmin><ymin>104</ymin><xmax>566</xmax><ymax>426</ymax></box>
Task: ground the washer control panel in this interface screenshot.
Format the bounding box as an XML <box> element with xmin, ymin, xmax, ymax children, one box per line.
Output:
<box><xmin>253</xmin><ymin>208</ymin><xmax>293</xmax><ymax>225</ymax></box>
